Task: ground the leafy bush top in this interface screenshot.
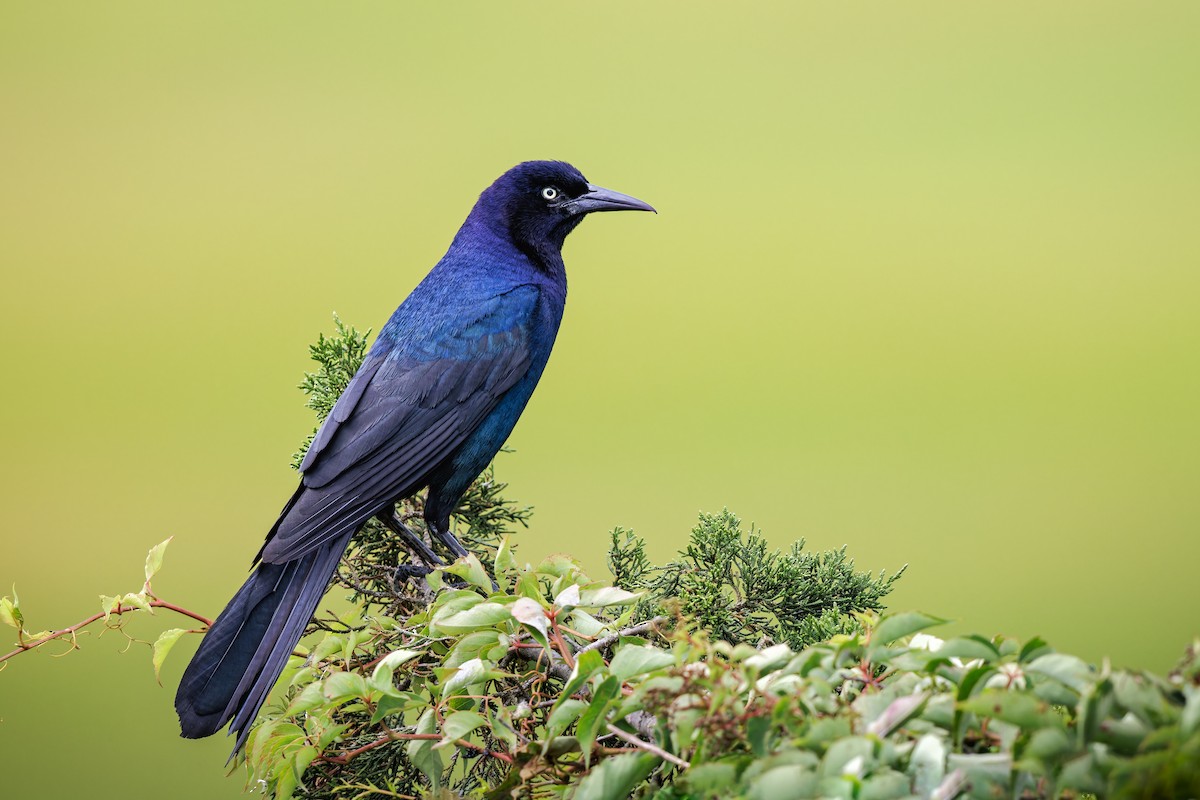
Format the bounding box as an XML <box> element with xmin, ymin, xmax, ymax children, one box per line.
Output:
<box><xmin>3</xmin><ymin>317</ymin><xmax>1197</xmax><ymax>800</ymax></box>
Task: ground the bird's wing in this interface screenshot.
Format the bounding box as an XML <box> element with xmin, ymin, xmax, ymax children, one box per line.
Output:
<box><xmin>260</xmin><ymin>284</ymin><xmax>540</xmax><ymax>564</ymax></box>
<box><xmin>298</xmin><ymin>351</ymin><xmax>387</xmax><ymax>475</ymax></box>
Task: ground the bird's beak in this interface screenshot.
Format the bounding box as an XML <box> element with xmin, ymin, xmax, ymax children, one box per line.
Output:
<box><xmin>570</xmin><ymin>183</ymin><xmax>656</xmax><ymax>215</ymax></box>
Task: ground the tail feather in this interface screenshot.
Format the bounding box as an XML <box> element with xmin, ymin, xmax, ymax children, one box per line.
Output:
<box><xmin>174</xmin><ymin>535</ymin><xmax>350</xmax><ymax>756</ymax></box>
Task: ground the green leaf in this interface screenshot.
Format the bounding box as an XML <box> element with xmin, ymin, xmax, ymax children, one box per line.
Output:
<box><xmin>1024</xmin><ymin>726</ymin><xmax>1074</xmax><ymax>761</ymax></box>
<box><xmin>1018</xmin><ymin>636</ymin><xmax>1052</xmax><ymax>663</ymax></box>
<box><xmin>120</xmin><ymin>591</ymin><xmax>153</xmax><ymax>615</ymax></box>
<box><xmin>1056</xmin><ymin>751</ymin><xmax>1106</xmax><ymax>794</ymax></box>
<box><xmin>560</xmin><ymin>648</ymin><xmax>606</xmax><ymax>700</ymax></box>
<box><xmin>0</xmin><ymin>592</ymin><xmax>22</xmax><ymax>630</ymax></box>
<box><xmin>544</xmin><ymin>699</ymin><xmax>588</xmax><ymax>742</ymax></box>
<box><xmin>441</xmin><ymin>553</ymin><xmax>493</xmax><ymax>593</ymax></box>
<box><xmin>747</xmin><ymin>714</ymin><xmax>773</xmax><ymax>757</ymax></box>
<box><xmin>151</xmin><ymin>628</ymin><xmax>188</xmax><ymax>684</ymax></box>
<box><xmin>570</xmin><ymin>752</ymin><xmax>659</xmax><ymax>800</ymax></box>
<box><xmin>510</xmin><ymin>596</ymin><xmax>550</xmax><ymax>645</ymax></box>
<box><xmin>554</xmin><ymin>583</ymin><xmax>581</xmax><ymax>609</ymax></box>
<box><xmin>426</xmin><ymin>568</ymin><xmax>445</xmax><ymax>593</ymax></box>
<box><xmin>945</xmin><ymin>754</ymin><xmax>1011</xmax><ymax>798</ymax></box>
<box><xmin>290</xmin><ymin>743</ymin><xmax>319</xmax><ymax>783</ymax></box>
<box><xmin>445</xmin><ymin>631</ymin><xmax>502</xmax><ymax>669</ymax></box>
<box><xmin>869</xmin><ymin>612</ymin><xmax>946</xmax><ymax>651</ymax></box>
<box><xmin>934</xmin><ymin>636</ymin><xmax>1001</xmax><ymax>663</ymax></box>
<box><xmin>960</xmin><ymin>689</ymin><xmax>1063</xmax><ymax>730</ymax></box>
<box><xmin>907</xmin><ymin>734</ymin><xmax>947</xmax><ymax>797</ymax></box>
<box><xmin>515</xmin><ymin>571</ymin><xmax>544</xmax><ymax>601</ymax></box>
<box><xmin>441</xmin><ymin>657</ymin><xmax>504</xmax><ymax>698</ymax></box>
<box><xmin>747</xmin><ymin>764</ymin><xmax>818</xmax><ymax>800</ymax></box>
<box><xmin>682</xmin><ymin>763</ymin><xmax>739</xmax><ymax>794</ymax></box>
<box><xmin>866</xmin><ymin>692</ymin><xmax>929</xmax><ymax>737</ymax></box>
<box><xmin>494</xmin><ymin>535</ymin><xmax>517</xmax><ymax>578</ymax></box>
<box><xmin>285</xmin><ymin>682</ymin><xmax>327</xmax><ymax>716</ymax></box>
<box><xmin>431</xmin><ymin>589</ymin><xmax>487</xmax><ymax>616</ymax></box>
<box><xmin>1026</xmin><ymin>653</ymin><xmax>1093</xmax><ymax>694</ymax></box>
<box><xmin>859</xmin><ymin>770</ymin><xmax>911</xmax><ymax>800</ymax></box>
<box><xmin>407</xmin><ymin>708</ymin><xmax>442</xmax><ymax>789</ymax></box>
<box><xmin>491</xmin><ymin>704</ymin><xmax>519</xmax><ymax>750</ymax></box>
<box><xmin>800</xmin><ymin>717</ymin><xmax>852</xmax><ymax>748</ymax></box>
<box><xmin>568</xmin><ymin>610</ymin><xmax>607</xmax><ymax>638</ymax></box>
<box><xmin>370</xmin><ymin>692</ymin><xmax>421</xmax><ymax>723</ymax></box>
<box><xmin>274</xmin><ymin>765</ymin><xmax>298</xmax><ymax>800</ymax></box>
<box><xmin>1092</xmin><ymin>712</ymin><xmax>1148</xmax><ymax>755</ymax></box>
<box><xmin>1182</xmin><ymin>686</ymin><xmax>1200</xmax><ymax>737</ymax></box>
<box><xmin>310</xmin><ymin>632</ymin><xmax>345</xmax><ymax>665</ymax></box>
<box><xmin>536</xmin><ymin>553</ymin><xmax>581</xmax><ymax>578</ymax></box>
<box><xmin>98</xmin><ymin>594</ymin><xmax>121</xmax><ymax>624</ymax></box>
<box><xmin>577</xmin><ymin>586</ymin><xmax>642</xmax><ymax>608</ymax></box>
<box><xmin>609</xmin><ymin>644</ymin><xmax>675</xmax><ymax>682</ymax></box>
<box><xmin>434</xmin><ymin>602</ymin><xmax>512</xmax><ymax>633</ymax></box>
<box><xmin>438</xmin><ymin>709</ymin><xmax>486</xmax><ymax>747</ymax></box>
<box><xmin>369</xmin><ymin>648</ymin><xmax>422</xmax><ymax>691</ymax></box>
<box><xmin>746</xmin><ymin>643</ymin><xmax>795</xmax><ymax>673</ymax></box>
<box><xmin>952</xmin><ymin>663</ymin><xmax>997</xmax><ymax>745</ymax></box>
<box><xmin>576</xmin><ymin>675</ymin><xmax>620</xmax><ymax>765</ymax></box>
<box><xmin>819</xmin><ymin>736</ymin><xmax>873</xmax><ymax>778</ymax></box>
<box><xmin>1112</xmin><ymin>672</ymin><xmax>1171</xmax><ymax>726</ymax></box>
<box><xmin>322</xmin><ymin>671</ymin><xmax>368</xmax><ymax>702</ymax></box>
<box><xmin>144</xmin><ymin>536</ymin><xmax>173</xmax><ymax>583</ymax></box>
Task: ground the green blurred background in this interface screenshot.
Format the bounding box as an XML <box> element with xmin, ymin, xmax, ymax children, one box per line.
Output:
<box><xmin>2</xmin><ymin>2</ymin><xmax>1197</xmax><ymax>795</ymax></box>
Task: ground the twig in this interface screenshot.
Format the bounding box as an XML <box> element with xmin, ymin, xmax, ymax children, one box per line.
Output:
<box><xmin>331</xmin><ymin>784</ymin><xmax>417</xmax><ymax>800</ymax></box>
<box><xmin>577</xmin><ymin>617</ymin><xmax>667</xmax><ymax>656</ymax></box>
<box><xmin>0</xmin><ymin>600</ymin><xmax>212</xmax><ymax>665</ymax></box>
<box><xmin>317</xmin><ymin>730</ymin><xmax>511</xmax><ymax>766</ymax></box>
<box><xmin>317</xmin><ymin>734</ymin><xmax>431</xmax><ymax>764</ymax></box>
<box><xmin>605</xmin><ymin>723</ymin><xmax>688</xmax><ymax>769</ymax></box>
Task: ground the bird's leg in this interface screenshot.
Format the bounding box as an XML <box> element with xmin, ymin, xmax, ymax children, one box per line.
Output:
<box><xmin>377</xmin><ymin>512</ymin><xmax>444</xmax><ymax>584</ymax></box>
<box><xmin>428</xmin><ymin>516</ymin><xmax>499</xmax><ymax>591</ymax></box>
<box><xmin>376</xmin><ymin>513</ymin><xmax>473</xmax><ymax>588</ymax></box>
<box><xmin>427</xmin><ymin>518</ymin><xmax>471</xmax><ymax>560</ymax></box>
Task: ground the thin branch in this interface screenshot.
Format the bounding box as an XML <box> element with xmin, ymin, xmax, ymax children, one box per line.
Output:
<box><xmin>317</xmin><ymin>733</ymin><xmax>435</xmax><ymax>764</ymax></box>
<box><xmin>605</xmin><ymin>723</ymin><xmax>688</xmax><ymax>769</ymax></box>
<box><xmin>0</xmin><ymin>600</ymin><xmax>212</xmax><ymax>665</ymax></box>
<box><xmin>317</xmin><ymin>730</ymin><xmax>511</xmax><ymax>766</ymax></box>
<box><xmin>149</xmin><ymin>600</ymin><xmax>213</xmax><ymax>626</ymax></box>
<box><xmin>577</xmin><ymin>617</ymin><xmax>667</xmax><ymax>656</ymax></box>
<box><xmin>330</xmin><ymin>784</ymin><xmax>417</xmax><ymax>800</ymax></box>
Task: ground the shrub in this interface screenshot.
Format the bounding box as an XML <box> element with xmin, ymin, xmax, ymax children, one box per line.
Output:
<box><xmin>3</xmin><ymin>319</ymin><xmax>1195</xmax><ymax>800</ymax></box>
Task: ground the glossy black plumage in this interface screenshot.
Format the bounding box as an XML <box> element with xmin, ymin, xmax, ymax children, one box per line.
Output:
<box><xmin>174</xmin><ymin>161</ymin><xmax>653</xmax><ymax>755</ymax></box>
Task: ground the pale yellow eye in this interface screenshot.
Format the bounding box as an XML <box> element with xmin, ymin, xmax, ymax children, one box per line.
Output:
<box><xmin>541</xmin><ymin>186</ymin><xmax>559</xmax><ymax>201</ymax></box>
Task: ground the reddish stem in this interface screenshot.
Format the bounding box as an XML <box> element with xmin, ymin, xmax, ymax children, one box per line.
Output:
<box><xmin>0</xmin><ymin>600</ymin><xmax>212</xmax><ymax>665</ymax></box>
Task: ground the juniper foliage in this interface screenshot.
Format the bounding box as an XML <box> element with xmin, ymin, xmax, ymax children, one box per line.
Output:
<box><xmin>290</xmin><ymin>314</ymin><xmax>370</xmax><ymax>471</ymax></box>
<box><xmin>610</xmin><ymin>512</ymin><xmax>905</xmax><ymax>650</ymax></box>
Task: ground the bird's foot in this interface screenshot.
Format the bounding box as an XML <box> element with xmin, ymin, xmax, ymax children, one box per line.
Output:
<box><xmin>394</xmin><ymin>562</ymin><xmax>476</xmax><ymax>590</ymax></box>
<box><xmin>426</xmin><ymin>519</ymin><xmax>471</xmax><ymax>560</ymax></box>
<box><xmin>394</xmin><ymin>563</ymin><xmax>435</xmax><ymax>582</ymax></box>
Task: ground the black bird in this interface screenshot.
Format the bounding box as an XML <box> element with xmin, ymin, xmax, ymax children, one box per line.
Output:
<box><xmin>174</xmin><ymin>161</ymin><xmax>654</xmax><ymax>754</ymax></box>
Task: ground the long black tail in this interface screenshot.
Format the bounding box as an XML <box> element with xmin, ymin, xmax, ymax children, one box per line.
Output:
<box><xmin>174</xmin><ymin>534</ymin><xmax>350</xmax><ymax>756</ymax></box>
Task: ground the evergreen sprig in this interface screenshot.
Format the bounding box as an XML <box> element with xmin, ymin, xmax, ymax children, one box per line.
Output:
<box><xmin>290</xmin><ymin>314</ymin><xmax>371</xmax><ymax>470</ymax></box>
<box><xmin>610</xmin><ymin>509</ymin><xmax>905</xmax><ymax>650</ymax></box>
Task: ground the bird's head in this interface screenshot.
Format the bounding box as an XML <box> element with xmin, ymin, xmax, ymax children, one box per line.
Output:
<box><xmin>472</xmin><ymin>161</ymin><xmax>655</xmax><ymax>261</ymax></box>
